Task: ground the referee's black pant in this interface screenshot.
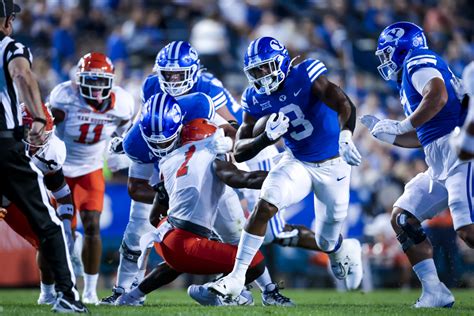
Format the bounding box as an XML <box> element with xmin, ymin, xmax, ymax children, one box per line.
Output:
<box><xmin>0</xmin><ymin>137</ymin><xmax>79</xmax><ymax>301</ymax></box>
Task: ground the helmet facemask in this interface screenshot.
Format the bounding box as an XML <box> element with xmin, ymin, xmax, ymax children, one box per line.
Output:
<box><xmin>76</xmin><ymin>72</ymin><xmax>114</xmax><ymax>111</ymax></box>
<box><xmin>244</xmin><ymin>55</ymin><xmax>286</xmax><ymax>95</ymax></box>
<box><xmin>140</xmin><ymin>124</ymin><xmax>182</xmax><ymax>158</ymax></box>
<box><xmin>155</xmin><ymin>64</ymin><xmax>198</xmax><ymax>96</ymax></box>
<box><xmin>375</xmin><ymin>46</ymin><xmax>400</xmax><ymax>81</ymax></box>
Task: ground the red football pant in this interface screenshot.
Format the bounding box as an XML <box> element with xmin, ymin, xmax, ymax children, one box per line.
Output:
<box><xmin>4</xmin><ymin>202</ymin><xmax>40</xmax><ymax>249</ymax></box>
<box><xmin>154</xmin><ymin>227</ymin><xmax>264</xmax><ymax>274</ymax></box>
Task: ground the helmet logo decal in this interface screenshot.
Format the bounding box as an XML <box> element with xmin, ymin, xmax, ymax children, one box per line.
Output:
<box><xmin>170</xmin><ymin>103</ymin><xmax>182</xmax><ymax>123</ymax></box>
<box><xmin>269</xmin><ymin>39</ymin><xmax>284</xmax><ymax>51</ymax></box>
<box><xmin>381</xmin><ymin>28</ymin><xmax>405</xmax><ymax>45</ymax></box>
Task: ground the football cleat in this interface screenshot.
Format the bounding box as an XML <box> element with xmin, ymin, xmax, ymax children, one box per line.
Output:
<box><xmin>188</xmin><ymin>284</ymin><xmax>254</xmax><ymax>306</ymax></box>
<box><xmin>413</xmin><ymin>282</ymin><xmax>455</xmax><ymax>308</ymax></box>
<box><xmin>261</xmin><ymin>283</ymin><xmax>295</xmax><ymax>307</ymax></box>
<box><xmin>98</xmin><ymin>286</ymin><xmax>125</xmax><ymax>305</ymax></box>
<box><xmin>328</xmin><ymin>238</ymin><xmax>363</xmax><ymax>290</ymax></box>
<box><xmin>37</xmin><ymin>292</ymin><xmax>56</xmax><ymax>305</ymax></box>
<box><xmin>208</xmin><ymin>275</ymin><xmax>245</xmax><ymax>299</ymax></box>
<box><xmin>115</xmin><ymin>292</ymin><xmax>145</xmax><ymax>306</ymax></box>
<box><xmin>51</xmin><ymin>292</ymin><xmax>89</xmax><ymax>313</ymax></box>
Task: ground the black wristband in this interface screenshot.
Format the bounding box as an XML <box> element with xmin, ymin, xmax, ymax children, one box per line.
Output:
<box><xmin>33</xmin><ymin>117</ymin><xmax>47</xmax><ymax>125</ymax></box>
<box><xmin>228</xmin><ymin>120</ymin><xmax>240</xmax><ymax>129</ymax></box>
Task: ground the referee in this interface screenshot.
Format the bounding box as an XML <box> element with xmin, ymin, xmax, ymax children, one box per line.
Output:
<box><xmin>0</xmin><ymin>1</ymin><xmax>87</xmax><ymax>313</ymax></box>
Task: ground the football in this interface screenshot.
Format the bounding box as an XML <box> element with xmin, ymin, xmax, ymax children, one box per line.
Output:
<box><xmin>252</xmin><ymin>114</ymin><xmax>272</xmax><ymax>137</ymax></box>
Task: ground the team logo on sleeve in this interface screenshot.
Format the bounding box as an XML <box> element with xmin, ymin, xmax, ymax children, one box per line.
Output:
<box><xmin>381</xmin><ymin>28</ymin><xmax>405</xmax><ymax>45</ymax></box>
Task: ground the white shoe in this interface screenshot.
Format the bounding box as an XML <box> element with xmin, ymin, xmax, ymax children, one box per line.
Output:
<box><xmin>37</xmin><ymin>292</ymin><xmax>56</xmax><ymax>305</ymax></box>
<box><xmin>82</xmin><ymin>292</ymin><xmax>99</xmax><ymax>304</ymax></box>
<box><xmin>329</xmin><ymin>238</ymin><xmax>363</xmax><ymax>290</ymax></box>
<box><xmin>115</xmin><ymin>292</ymin><xmax>144</xmax><ymax>306</ymax></box>
<box><xmin>414</xmin><ymin>282</ymin><xmax>455</xmax><ymax>308</ymax></box>
<box><xmin>208</xmin><ymin>275</ymin><xmax>245</xmax><ymax>299</ymax></box>
<box><xmin>188</xmin><ymin>283</ymin><xmax>253</xmax><ymax>306</ymax></box>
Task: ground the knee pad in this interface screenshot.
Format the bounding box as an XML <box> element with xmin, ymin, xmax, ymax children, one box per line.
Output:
<box><xmin>119</xmin><ymin>241</ymin><xmax>141</xmax><ymax>263</ymax></box>
<box><xmin>395</xmin><ymin>211</ymin><xmax>427</xmax><ymax>252</ymax></box>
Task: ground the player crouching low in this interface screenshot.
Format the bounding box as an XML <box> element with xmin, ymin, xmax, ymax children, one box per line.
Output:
<box><xmin>117</xmin><ymin>115</ymin><xmax>294</xmax><ymax>306</ymax></box>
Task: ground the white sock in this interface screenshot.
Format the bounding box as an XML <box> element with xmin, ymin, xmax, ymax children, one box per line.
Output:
<box><xmin>413</xmin><ymin>259</ymin><xmax>440</xmax><ymax>290</ymax></box>
<box><xmin>229</xmin><ymin>231</ymin><xmax>264</xmax><ymax>280</ymax></box>
<box><xmin>116</xmin><ymin>254</ymin><xmax>139</xmax><ymax>290</ymax></box>
<box><xmin>83</xmin><ymin>273</ymin><xmax>99</xmax><ymax>296</ymax></box>
<box><xmin>40</xmin><ymin>282</ymin><xmax>55</xmax><ymax>295</ymax></box>
<box><xmin>254</xmin><ymin>268</ymin><xmax>273</xmax><ymax>292</ymax></box>
<box><xmin>129</xmin><ymin>286</ymin><xmax>145</xmax><ymax>298</ymax></box>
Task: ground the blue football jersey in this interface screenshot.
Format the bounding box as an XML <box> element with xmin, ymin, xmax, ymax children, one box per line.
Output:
<box><xmin>241</xmin><ymin>59</ymin><xmax>340</xmax><ymax>162</ymax></box>
<box><xmin>141</xmin><ymin>72</ymin><xmax>238</xmax><ymax>111</ymax></box>
<box><xmin>401</xmin><ymin>48</ymin><xmax>466</xmax><ymax>146</ymax></box>
<box><xmin>123</xmin><ymin>92</ymin><xmax>215</xmax><ymax>164</ymax></box>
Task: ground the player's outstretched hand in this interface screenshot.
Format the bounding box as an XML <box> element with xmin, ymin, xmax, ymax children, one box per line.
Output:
<box><xmin>360</xmin><ymin>115</ymin><xmax>397</xmax><ymax>144</ymax></box>
<box><xmin>265</xmin><ymin>112</ymin><xmax>289</xmax><ymax>141</ymax></box>
<box><xmin>359</xmin><ymin>115</ymin><xmax>380</xmax><ymax>132</ymax></box>
<box><xmin>208</xmin><ymin>129</ymin><xmax>233</xmax><ymax>154</ymax></box>
<box><xmin>372</xmin><ymin>118</ymin><xmax>414</xmax><ymax>136</ymax></box>
<box><xmin>109</xmin><ymin>136</ymin><xmax>125</xmax><ymax>154</ymax></box>
<box><xmin>339</xmin><ymin>130</ymin><xmax>362</xmax><ymax>166</ymax></box>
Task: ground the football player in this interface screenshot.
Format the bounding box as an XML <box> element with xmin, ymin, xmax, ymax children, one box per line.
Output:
<box><xmin>360</xmin><ymin>22</ymin><xmax>473</xmax><ymax>307</ymax></box>
<box><xmin>117</xmin><ymin>117</ymin><xmax>293</xmax><ymax>306</ymax></box>
<box><xmin>118</xmin><ymin>93</ymin><xmax>294</xmax><ymax>306</ymax></box>
<box><xmin>2</xmin><ymin>104</ymin><xmax>76</xmax><ymax>305</ymax></box>
<box><xmin>208</xmin><ymin>36</ymin><xmax>364</xmax><ymax>298</ymax></box>
<box><xmin>50</xmin><ymin>52</ymin><xmax>136</xmax><ymax>304</ymax></box>
<box><xmin>100</xmin><ymin>40</ymin><xmax>241</xmax><ymax>305</ymax></box>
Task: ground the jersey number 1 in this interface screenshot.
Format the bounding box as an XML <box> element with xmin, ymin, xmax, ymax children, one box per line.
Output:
<box><xmin>75</xmin><ymin>123</ymin><xmax>104</xmax><ymax>144</ymax></box>
<box><xmin>176</xmin><ymin>145</ymin><xmax>196</xmax><ymax>177</ymax></box>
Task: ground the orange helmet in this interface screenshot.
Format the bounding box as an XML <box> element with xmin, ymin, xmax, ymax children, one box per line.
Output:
<box><xmin>76</xmin><ymin>52</ymin><xmax>115</xmax><ymax>110</ymax></box>
<box><xmin>180</xmin><ymin>118</ymin><xmax>217</xmax><ymax>145</ymax></box>
<box><xmin>22</xmin><ymin>102</ymin><xmax>54</xmax><ymax>153</ymax></box>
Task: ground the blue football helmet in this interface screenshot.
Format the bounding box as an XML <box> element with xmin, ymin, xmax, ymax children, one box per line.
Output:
<box><xmin>139</xmin><ymin>93</ymin><xmax>183</xmax><ymax>157</ymax></box>
<box><xmin>244</xmin><ymin>37</ymin><xmax>291</xmax><ymax>95</ymax></box>
<box><xmin>154</xmin><ymin>41</ymin><xmax>200</xmax><ymax>96</ymax></box>
<box><xmin>376</xmin><ymin>21</ymin><xmax>428</xmax><ymax>81</ymax></box>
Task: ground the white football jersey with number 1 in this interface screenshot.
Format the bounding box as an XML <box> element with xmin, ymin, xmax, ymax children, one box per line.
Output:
<box><xmin>159</xmin><ymin>135</ymin><xmax>225</xmax><ymax>231</ymax></box>
<box><xmin>49</xmin><ymin>81</ymin><xmax>135</xmax><ymax>177</ymax></box>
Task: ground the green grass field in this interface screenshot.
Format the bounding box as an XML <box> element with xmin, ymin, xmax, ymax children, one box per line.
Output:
<box><xmin>0</xmin><ymin>289</ymin><xmax>473</xmax><ymax>315</ymax></box>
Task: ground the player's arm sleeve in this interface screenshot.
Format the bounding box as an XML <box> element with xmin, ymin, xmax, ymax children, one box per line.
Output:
<box><xmin>411</xmin><ymin>67</ymin><xmax>444</xmax><ymax>95</ymax></box>
<box><xmin>305</xmin><ymin>59</ymin><xmax>328</xmax><ymax>83</ymax></box>
<box><xmin>5</xmin><ymin>40</ymin><xmax>33</xmax><ymax>67</ymax></box>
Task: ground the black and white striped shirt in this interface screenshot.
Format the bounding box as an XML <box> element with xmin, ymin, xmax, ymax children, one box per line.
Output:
<box><xmin>0</xmin><ymin>34</ymin><xmax>32</xmax><ymax>130</ymax></box>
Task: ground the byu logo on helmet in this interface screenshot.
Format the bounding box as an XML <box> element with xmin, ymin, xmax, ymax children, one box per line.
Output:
<box><xmin>380</xmin><ymin>28</ymin><xmax>405</xmax><ymax>45</ymax></box>
<box><xmin>269</xmin><ymin>39</ymin><xmax>284</xmax><ymax>51</ymax></box>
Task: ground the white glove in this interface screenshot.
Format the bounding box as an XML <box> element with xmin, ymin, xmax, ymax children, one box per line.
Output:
<box><xmin>360</xmin><ymin>114</ymin><xmax>396</xmax><ymax>144</ymax></box>
<box><xmin>339</xmin><ymin>130</ymin><xmax>362</xmax><ymax>166</ymax></box>
<box><xmin>107</xmin><ymin>152</ymin><xmax>131</xmax><ymax>172</ymax></box>
<box><xmin>371</xmin><ymin>118</ymin><xmax>414</xmax><ymax>136</ymax></box>
<box><xmin>109</xmin><ymin>136</ymin><xmax>125</xmax><ymax>154</ymax></box>
<box><xmin>265</xmin><ymin>112</ymin><xmax>290</xmax><ymax>141</ymax></box>
<box><xmin>208</xmin><ymin>129</ymin><xmax>233</xmax><ymax>154</ymax></box>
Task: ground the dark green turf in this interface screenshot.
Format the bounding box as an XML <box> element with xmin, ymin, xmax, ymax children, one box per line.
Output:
<box><xmin>0</xmin><ymin>289</ymin><xmax>473</xmax><ymax>315</ymax></box>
